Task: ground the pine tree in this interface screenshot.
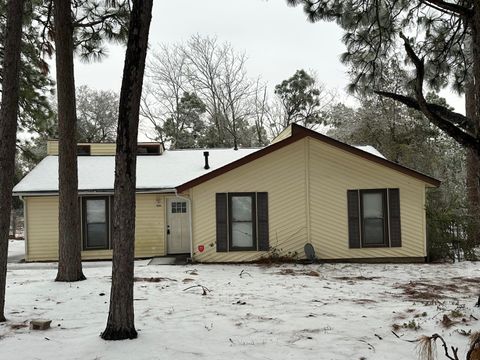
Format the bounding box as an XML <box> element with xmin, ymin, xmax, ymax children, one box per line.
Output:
<box><xmin>52</xmin><ymin>0</ymin><xmax>129</xmax><ymax>282</ymax></box>
<box><xmin>288</xmin><ymin>0</ymin><xmax>480</xmax><ymax>241</ymax></box>
<box><xmin>0</xmin><ymin>0</ymin><xmax>26</xmax><ymax>322</ymax></box>
<box><xmin>101</xmin><ymin>0</ymin><xmax>153</xmax><ymax>340</ymax></box>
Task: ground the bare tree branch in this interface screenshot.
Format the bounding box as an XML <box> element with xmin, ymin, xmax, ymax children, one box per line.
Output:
<box><xmin>398</xmin><ymin>32</ymin><xmax>480</xmax><ymax>152</ymax></box>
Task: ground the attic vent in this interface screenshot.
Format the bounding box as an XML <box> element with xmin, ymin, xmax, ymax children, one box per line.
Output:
<box><xmin>77</xmin><ymin>145</ymin><xmax>90</xmax><ymax>156</ymax></box>
<box><xmin>137</xmin><ymin>144</ymin><xmax>161</xmax><ymax>155</ymax></box>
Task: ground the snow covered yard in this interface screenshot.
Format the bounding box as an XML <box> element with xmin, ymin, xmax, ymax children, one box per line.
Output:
<box><xmin>1</xmin><ymin>260</ymin><xmax>480</xmax><ymax>360</ymax></box>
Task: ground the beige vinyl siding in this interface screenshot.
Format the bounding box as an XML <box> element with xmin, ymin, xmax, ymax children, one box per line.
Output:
<box><xmin>25</xmin><ymin>196</ymin><xmax>58</xmax><ymax>261</ymax></box>
<box><xmin>46</xmin><ymin>141</ymin><xmax>162</xmax><ymax>156</ymax></box>
<box><xmin>270</xmin><ymin>125</ymin><xmax>292</xmax><ymax>144</ymax></box>
<box><xmin>188</xmin><ymin>137</ymin><xmax>428</xmax><ymax>262</ymax></box>
<box><xmin>46</xmin><ymin>141</ymin><xmax>59</xmax><ymax>156</ymax></box>
<box><xmin>307</xmin><ymin>137</ymin><xmax>426</xmax><ymax>259</ymax></box>
<box><xmin>189</xmin><ymin>140</ymin><xmax>308</xmax><ymax>262</ymax></box>
<box><xmin>134</xmin><ymin>194</ymin><xmax>165</xmax><ymax>258</ymax></box>
<box><xmin>25</xmin><ymin>194</ymin><xmax>166</xmax><ymax>261</ymax></box>
<box><xmin>89</xmin><ymin>144</ymin><xmax>117</xmax><ymax>155</ymax></box>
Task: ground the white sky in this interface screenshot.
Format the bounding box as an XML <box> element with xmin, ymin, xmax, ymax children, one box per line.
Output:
<box><xmin>72</xmin><ymin>0</ymin><xmax>465</xmax><ymax>126</ymax></box>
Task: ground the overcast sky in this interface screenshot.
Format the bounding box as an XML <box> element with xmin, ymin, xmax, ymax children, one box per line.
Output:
<box><xmin>73</xmin><ymin>0</ymin><xmax>464</xmax><ymax>118</ymax></box>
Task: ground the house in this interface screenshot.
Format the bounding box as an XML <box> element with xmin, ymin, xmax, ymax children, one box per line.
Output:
<box><xmin>13</xmin><ymin>124</ymin><xmax>440</xmax><ymax>262</ymax></box>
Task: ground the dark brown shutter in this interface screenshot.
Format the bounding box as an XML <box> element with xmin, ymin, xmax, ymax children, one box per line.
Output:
<box><xmin>347</xmin><ymin>190</ymin><xmax>361</xmax><ymax>248</ymax></box>
<box><xmin>257</xmin><ymin>192</ymin><xmax>269</xmax><ymax>251</ymax></box>
<box><xmin>216</xmin><ymin>193</ymin><xmax>228</xmax><ymax>252</ymax></box>
<box><xmin>388</xmin><ymin>188</ymin><xmax>402</xmax><ymax>247</ymax></box>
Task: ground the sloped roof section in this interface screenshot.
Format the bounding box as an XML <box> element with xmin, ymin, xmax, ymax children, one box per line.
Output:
<box><xmin>176</xmin><ymin>124</ymin><xmax>440</xmax><ymax>192</ymax></box>
<box><xmin>13</xmin><ymin>148</ymin><xmax>260</xmax><ymax>194</ymax></box>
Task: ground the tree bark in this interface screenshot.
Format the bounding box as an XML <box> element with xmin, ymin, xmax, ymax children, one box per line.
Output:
<box><xmin>10</xmin><ymin>210</ymin><xmax>16</xmax><ymax>238</ymax></box>
<box><xmin>0</xmin><ymin>0</ymin><xmax>25</xmax><ymax>322</ymax></box>
<box><xmin>101</xmin><ymin>0</ymin><xmax>153</xmax><ymax>341</ymax></box>
<box><xmin>53</xmin><ymin>0</ymin><xmax>85</xmax><ymax>282</ymax></box>
<box><xmin>473</xmin><ymin>4</ymin><xmax>480</xmax><ymax>158</ymax></box>
<box><xmin>466</xmin><ymin>80</ymin><xmax>480</xmax><ymax>244</ymax></box>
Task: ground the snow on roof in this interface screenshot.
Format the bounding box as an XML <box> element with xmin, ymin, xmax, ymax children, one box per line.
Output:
<box><xmin>13</xmin><ymin>141</ymin><xmax>387</xmax><ymax>194</ymax></box>
<box><xmin>13</xmin><ymin>148</ymin><xmax>260</xmax><ymax>194</ymax></box>
<box><xmin>353</xmin><ymin>145</ymin><xmax>386</xmax><ymax>159</ymax></box>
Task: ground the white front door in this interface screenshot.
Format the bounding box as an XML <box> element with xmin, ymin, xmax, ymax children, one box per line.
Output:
<box><xmin>166</xmin><ymin>198</ymin><xmax>190</xmax><ymax>254</ymax></box>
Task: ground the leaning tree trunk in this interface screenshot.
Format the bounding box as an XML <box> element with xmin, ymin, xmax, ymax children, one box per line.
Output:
<box><xmin>53</xmin><ymin>0</ymin><xmax>85</xmax><ymax>282</ymax></box>
<box><xmin>465</xmin><ymin>81</ymin><xmax>480</xmax><ymax>245</ymax></box>
<box><xmin>101</xmin><ymin>0</ymin><xmax>153</xmax><ymax>341</ymax></box>
<box><xmin>0</xmin><ymin>0</ymin><xmax>25</xmax><ymax>322</ymax></box>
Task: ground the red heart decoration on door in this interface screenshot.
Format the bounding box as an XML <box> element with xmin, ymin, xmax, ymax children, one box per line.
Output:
<box><xmin>198</xmin><ymin>245</ymin><xmax>205</xmax><ymax>253</ymax></box>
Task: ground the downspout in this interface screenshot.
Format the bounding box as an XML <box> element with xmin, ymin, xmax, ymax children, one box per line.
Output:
<box><xmin>174</xmin><ymin>189</ymin><xmax>193</xmax><ymax>261</ymax></box>
<box><xmin>19</xmin><ymin>195</ymin><xmax>27</xmax><ymax>261</ymax></box>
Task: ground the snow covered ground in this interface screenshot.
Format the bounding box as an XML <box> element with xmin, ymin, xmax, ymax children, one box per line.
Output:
<box><xmin>1</xmin><ymin>252</ymin><xmax>480</xmax><ymax>359</ymax></box>
<box><xmin>7</xmin><ymin>240</ymin><xmax>25</xmax><ymax>263</ymax></box>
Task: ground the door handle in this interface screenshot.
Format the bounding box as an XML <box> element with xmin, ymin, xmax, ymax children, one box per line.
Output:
<box><xmin>167</xmin><ymin>225</ymin><xmax>170</xmax><ymax>235</ymax></box>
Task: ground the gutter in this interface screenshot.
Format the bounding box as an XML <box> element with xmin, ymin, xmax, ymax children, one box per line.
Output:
<box><xmin>13</xmin><ymin>188</ymin><xmax>178</xmax><ymax>197</ymax></box>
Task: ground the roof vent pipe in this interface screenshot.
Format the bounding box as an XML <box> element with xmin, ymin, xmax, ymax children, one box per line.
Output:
<box><xmin>203</xmin><ymin>151</ymin><xmax>210</xmax><ymax>169</ymax></box>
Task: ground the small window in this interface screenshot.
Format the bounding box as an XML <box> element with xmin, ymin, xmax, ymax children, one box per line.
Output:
<box><xmin>229</xmin><ymin>193</ymin><xmax>256</xmax><ymax>250</ymax></box>
<box><xmin>361</xmin><ymin>190</ymin><xmax>387</xmax><ymax>247</ymax></box>
<box><xmin>216</xmin><ymin>192</ymin><xmax>269</xmax><ymax>252</ymax></box>
<box><xmin>347</xmin><ymin>188</ymin><xmax>401</xmax><ymax>249</ymax></box>
<box><xmin>171</xmin><ymin>201</ymin><xmax>187</xmax><ymax>213</ymax></box>
<box><xmin>82</xmin><ymin>197</ymin><xmax>110</xmax><ymax>250</ymax></box>
<box><xmin>137</xmin><ymin>144</ymin><xmax>161</xmax><ymax>155</ymax></box>
<box><xmin>77</xmin><ymin>145</ymin><xmax>91</xmax><ymax>156</ymax></box>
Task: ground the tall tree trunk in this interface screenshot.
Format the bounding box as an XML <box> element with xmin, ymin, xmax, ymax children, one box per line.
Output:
<box><xmin>473</xmin><ymin>4</ymin><xmax>480</xmax><ymax>159</ymax></box>
<box><xmin>54</xmin><ymin>0</ymin><xmax>85</xmax><ymax>282</ymax></box>
<box><xmin>10</xmin><ymin>210</ymin><xmax>16</xmax><ymax>238</ymax></box>
<box><xmin>466</xmin><ymin>81</ymin><xmax>480</xmax><ymax>244</ymax></box>
<box><xmin>101</xmin><ymin>0</ymin><xmax>153</xmax><ymax>341</ymax></box>
<box><xmin>0</xmin><ymin>0</ymin><xmax>25</xmax><ymax>322</ymax></box>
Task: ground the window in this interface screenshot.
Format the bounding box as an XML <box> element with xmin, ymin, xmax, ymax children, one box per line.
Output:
<box><xmin>171</xmin><ymin>201</ymin><xmax>187</xmax><ymax>213</ymax></box>
<box><xmin>229</xmin><ymin>194</ymin><xmax>256</xmax><ymax>250</ymax></box>
<box><xmin>82</xmin><ymin>197</ymin><xmax>110</xmax><ymax>250</ymax></box>
<box><xmin>360</xmin><ymin>190</ymin><xmax>387</xmax><ymax>247</ymax></box>
<box><xmin>347</xmin><ymin>188</ymin><xmax>401</xmax><ymax>248</ymax></box>
<box><xmin>77</xmin><ymin>145</ymin><xmax>91</xmax><ymax>156</ymax></box>
<box><xmin>216</xmin><ymin>192</ymin><xmax>269</xmax><ymax>252</ymax></box>
<box><xmin>137</xmin><ymin>144</ymin><xmax>162</xmax><ymax>155</ymax></box>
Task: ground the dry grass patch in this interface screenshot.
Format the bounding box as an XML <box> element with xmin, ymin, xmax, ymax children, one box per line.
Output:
<box><xmin>334</xmin><ymin>276</ymin><xmax>378</xmax><ymax>281</ymax></box>
<box><xmin>134</xmin><ymin>277</ymin><xmax>176</xmax><ymax>283</ymax></box>
<box><xmin>277</xmin><ymin>269</ymin><xmax>320</xmax><ymax>277</ymax></box>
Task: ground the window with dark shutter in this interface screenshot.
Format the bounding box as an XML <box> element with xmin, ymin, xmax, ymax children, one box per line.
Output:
<box><xmin>347</xmin><ymin>190</ymin><xmax>361</xmax><ymax>248</ymax></box>
<box><xmin>388</xmin><ymin>189</ymin><xmax>402</xmax><ymax>247</ymax></box>
<box><xmin>257</xmin><ymin>192</ymin><xmax>269</xmax><ymax>251</ymax></box>
<box><xmin>347</xmin><ymin>188</ymin><xmax>402</xmax><ymax>249</ymax></box>
<box><xmin>216</xmin><ymin>193</ymin><xmax>228</xmax><ymax>252</ymax></box>
<box><xmin>215</xmin><ymin>192</ymin><xmax>269</xmax><ymax>252</ymax></box>
<box><xmin>229</xmin><ymin>193</ymin><xmax>256</xmax><ymax>250</ymax></box>
<box><xmin>360</xmin><ymin>189</ymin><xmax>388</xmax><ymax>247</ymax></box>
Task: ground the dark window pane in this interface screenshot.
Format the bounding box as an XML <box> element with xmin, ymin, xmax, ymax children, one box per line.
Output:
<box><xmin>363</xmin><ymin>219</ymin><xmax>384</xmax><ymax>245</ymax></box>
<box><xmin>84</xmin><ymin>198</ymin><xmax>108</xmax><ymax>249</ymax></box>
<box><xmin>87</xmin><ymin>223</ymin><xmax>108</xmax><ymax>248</ymax></box>
<box><xmin>361</xmin><ymin>191</ymin><xmax>385</xmax><ymax>246</ymax></box>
